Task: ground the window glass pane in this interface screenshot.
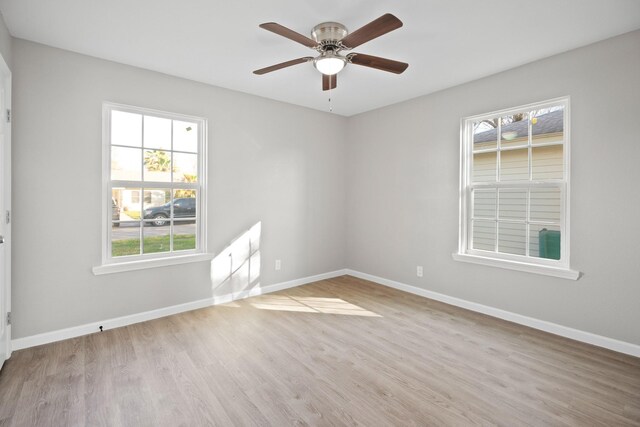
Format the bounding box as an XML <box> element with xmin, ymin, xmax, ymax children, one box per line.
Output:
<box><xmin>473</xmin><ymin>189</ymin><xmax>496</xmax><ymax>219</ymax></box>
<box><xmin>143</xmin><ymin>149</ymin><xmax>172</xmax><ymax>182</ymax></box>
<box><xmin>143</xmin><ymin>221</ymin><xmax>170</xmax><ymax>254</ymax></box>
<box><xmin>111</xmin><ymin>193</ymin><xmax>121</xmax><ymax>223</ymax></box>
<box><xmin>130</xmin><ymin>190</ymin><xmax>140</xmax><ymax>204</ymax></box>
<box><xmin>498</xmin><ymin>222</ymin><xmax>526</xmax><ymax>256</ymax></box>
<box><xmin>473</xmin><ymin>120</ymin><xmax>497</xmax><ymax>151</ymax></box>
<box><xmin>111</xmin><ymin>147</ymin><xmax>141</xmax><ymax>181</ymax></box>
<box><xmin>174</xmin><ymin>221</ymin><xmax>196</xmax><ymax>251</ymax></box>
<box><xmin>112</xmin><ymin>222</ymin><xmax>140</xmax><ymax>257</ymax></box>
<box><xmin>532</xmin><ymin>145</ymin><xmax>563</xmax><ymax>180</ymax></box>
<box><xmin>142</xmin><ymin>189</ymin><xmax>171</xmax><ymax>226</ymax></box>
<box><xmin>530</xmin><ymin>224</ymin><xmax>561</xmax><ymax>260</ymax></box>
<box><xmin>112</xmin><ymin>187</ymin><xmax>142</xmax><ymax>220</ymax></box>
<box><xmin>500</xmin><ymin>148</ymin><xmax>529</xmax><ymax>181</ymax></box>
<box><xmin>111</xmin><ymin>111</ymin><xmax>142</xmax><ymax>147</ymax></box>
<box><xmin>173</xmin><ymin>153</ymin><xmax>198</xmax><ymax>183</ymax></box>
<box><xmin>173</xmin><ymin>120</ymin><xmax>198</xmax><ymax>153</ymax></box>
<box><xmin>531</xmin><ymin>106</ymin><xmax>564</xmax><ymax>145</ymax></box>
<box><xmin>498</xmin><ymin>189</ymin><xmax>526</xmax><ymax>220</ymax></box>
<box><xmin>472</xmin><ymin>220</ymin><xmax>495</xmax><ymax>251</ymax></box>
<box><xmin>143</xmin><ymin>115</ymin><xmax>171</xmax><ymax>150</ymax></box>
<box><xmin>500</xmin><ymin>113</ymin><xmax>528</xmax><ymax>148</ymax></box>
<box><xmin>530</xmin><ymin>188</ymin><xmax>561</xmax><ymax>222</ymax></box>
<box><xmin>172</xmin><ymin>190</ymin><xmax>197</xmax><ymax>220</ymax></box>
<box><xmin>473</xmin><ymin>152</ymin><xmax>496</xmax><ymax>182</ymax></box>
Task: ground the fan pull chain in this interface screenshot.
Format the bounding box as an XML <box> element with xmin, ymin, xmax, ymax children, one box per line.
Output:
<box><xmin>328</xmin><ymin>83</ymin><xmax>333</xmax><ymax>113</ymax></box>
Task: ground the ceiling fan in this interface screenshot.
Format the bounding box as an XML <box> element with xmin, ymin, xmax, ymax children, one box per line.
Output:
<box><xmin>253</xmin><ymin>13</ymin><xmax>409</xmax><ymax>91</ymax></box>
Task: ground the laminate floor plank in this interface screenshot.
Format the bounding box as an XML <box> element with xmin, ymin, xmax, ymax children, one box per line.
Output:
<box><xmin>1</xmin><ymin>275</ymin><xmax>639</xmax><ymax>426</ymax></box>
<box><xmin>286</xmin><ymin>282</ymin><xmax>555</xmax><ymax>424</ymax></box>
<box><xmin>0</xmin><ymin>353</ymin><xmax>28</xmax><ymax>424</ymax></box>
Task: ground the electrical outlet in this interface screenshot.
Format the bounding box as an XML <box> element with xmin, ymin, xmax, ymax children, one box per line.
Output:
<box><xmin>275</xmin><ymin>259</ymin><xmax>281</xmax><ymax>271</ymax></box>
<box><xmin>417</xmin><ymin>266</ymin><xmax>423</xmax><ymax>277</ymax></box>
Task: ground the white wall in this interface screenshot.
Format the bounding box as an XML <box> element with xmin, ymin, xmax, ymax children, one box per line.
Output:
<box><xmin>11</xmin><ymin>39</ymin><xmax>347</xmax><ymax>338</ymax></box>
<box><xmin>346</xmin><ymin>30</ymin><xmax>640</xmax><ymax>345</ymax></box>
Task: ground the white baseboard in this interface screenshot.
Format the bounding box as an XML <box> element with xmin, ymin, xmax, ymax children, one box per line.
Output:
<box><xmin>11</xmin><ymin>269</ymin><xmax>347</xmax><ymax>351</ymax></box>
<box><xmin>345</xmin><ymin>269</ymin><xmax>640</xmax><ymax>358</ymax></box>
<box><xmin>14</xmin><ymin>268</ymin><xmax>639</xmax><ymax>358</ymax></box>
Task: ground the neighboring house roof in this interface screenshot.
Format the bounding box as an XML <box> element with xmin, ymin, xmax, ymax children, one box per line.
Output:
<box><xmin>474</xmin><ymin>109</ymin><xmax>564</xmax><ymax>143</ymax></box>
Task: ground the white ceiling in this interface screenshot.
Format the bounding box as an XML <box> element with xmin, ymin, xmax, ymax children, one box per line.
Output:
<box><xmin>1</xmin><ymin>0</ymin><xmax>639</xmax><ymax>116</ymax></box>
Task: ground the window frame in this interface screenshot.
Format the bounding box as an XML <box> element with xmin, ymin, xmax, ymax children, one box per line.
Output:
<box><xmin>94</xmin><ymin>102</ymin><xmax>210</xmax><ymax>275</ymax></box>
<box><xmin>454</xmin><ymin>96</ymin><xmax>579</xmax><ymax>280</ymax></box>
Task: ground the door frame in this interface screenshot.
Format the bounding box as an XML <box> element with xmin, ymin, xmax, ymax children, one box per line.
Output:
<box><xmin>0</xmin><ymin>50</ymin><xmax>11</xmax><ymax>367</ymax></box>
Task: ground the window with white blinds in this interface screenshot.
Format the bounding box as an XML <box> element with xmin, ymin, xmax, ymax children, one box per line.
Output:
<box><xmin>456</xmin><ymin>97</ymin><xmax>577</xmax><ymax>278</ymax></box>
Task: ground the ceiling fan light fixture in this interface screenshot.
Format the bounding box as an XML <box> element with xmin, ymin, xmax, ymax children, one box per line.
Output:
<box><xmin>314</xmin><ymin>53</ymin><xmax>346</xmax><ymax>75</ymax></box>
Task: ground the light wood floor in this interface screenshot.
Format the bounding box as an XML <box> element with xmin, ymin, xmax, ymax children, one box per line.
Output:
<box><xmin>1</xmin><ymin>276</ymin><xmax>639</xmax><ymax>426</ymax></box>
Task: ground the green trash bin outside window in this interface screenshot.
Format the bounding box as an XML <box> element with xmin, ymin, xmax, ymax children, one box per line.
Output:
<box><xmin>539</xmin><ymin>228</ymin><xmax>560</xmax><ymax>260</ymax></box>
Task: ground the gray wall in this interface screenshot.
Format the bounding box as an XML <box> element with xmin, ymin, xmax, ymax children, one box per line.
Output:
<box><xmin>12</xmin><ymin>39</ymin><xmax>347</xmax><ymax>338</ymax></box>
<box><xmin>0</xmin><ymin>12</ymin><xmax>11</xmax><ymax>69</ymax></box>
<box><xmin>346</xmin><ymin>30</ymin><xmax>640</xmax><ymax>345</ymax></box>
<box><xmin>10</xmin><ymin>30</ymin><xmax>640</xmax><ymax>346</ymax></box>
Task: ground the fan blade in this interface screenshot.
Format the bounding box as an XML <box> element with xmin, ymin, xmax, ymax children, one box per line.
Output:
<box><xmin>253</xmin><ymin>57</ymin><xmax>313</xmax><ymax>75</ymax></box>
<box><xmin>259</xmin><ymin>22</ymin><xmax>319</xmax><ymax>48</ymax></box>
<box><xmin>322</xmin><ymin>74</ymin><xmax>337</xmax><ymax>91</ymax></box>
<box><xmin>340</xmin><ymin>14</ymin><xmax>403</xmax><ymax>49</ymax></box>
<box><xmin>348</xmin><ymin>53</ymin><xmax>409</xmax><ymax>74</ymax></box>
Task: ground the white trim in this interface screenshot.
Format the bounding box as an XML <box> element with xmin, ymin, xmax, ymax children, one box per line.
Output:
<box><xmin>92</xmin><ymin>252</ymin><xmax>215</xmax><ymax>275</ymax></box>
<box><xmin>452</xmin><ymin>252</ymin><xmax>580</xmax><ymax>280</ymax></box>
<box><xmin>345</xmin><ymin>269</ymin><xmax>639</xmax><ymax>357</ymax></box>
<box><xmin>12</xmin><ymin>269</ymin><xmax>347</xmax><ymax>350</ymax></box>
<box><xmin>0</xmin><ymin>52</ymin><xmax>11</xmax><ymax>363</ymax></box>
<box><xmin>464</xmin><ymin>97</ymin><xmax>571</xmax><ymax>122</ymax></box>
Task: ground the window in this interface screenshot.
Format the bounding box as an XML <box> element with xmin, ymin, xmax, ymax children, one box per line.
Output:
<box><xmin>454</xmin><ymin>97</ymin><xmax>579</xmax><ymax>279</ymax></box>
<box><xmin>95</xmin><ymin>103</ymin><xmax>208</xmax><ymax>274</ymax></box>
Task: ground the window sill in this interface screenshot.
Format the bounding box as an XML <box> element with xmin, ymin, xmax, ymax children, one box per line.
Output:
<box><xmin>452</xmin><ymin>252</ymin><xmax>580</xmax><ymax>280</ymax></box>
<box><xmin>92</xmin><ymin>253</ymin><xmax>215</xmax><ymax>275</ymax></box>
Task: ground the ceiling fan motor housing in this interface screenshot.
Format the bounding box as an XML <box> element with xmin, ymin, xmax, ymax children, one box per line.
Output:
<box><xmin>311</xmin><ymin>22</ymin><xmax>348</xmax><ymax>47</ymax></box>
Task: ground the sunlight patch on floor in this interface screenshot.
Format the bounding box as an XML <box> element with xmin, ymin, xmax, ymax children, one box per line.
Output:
<box><xmin>250</xmin><ymin>295</ymin><xmax>382</xmax><ymax>317</ymax></box>
<box><xmin>218</xmin><ymin>301</ymin><xmax>241</xmax><ymax>308</ymax></box>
